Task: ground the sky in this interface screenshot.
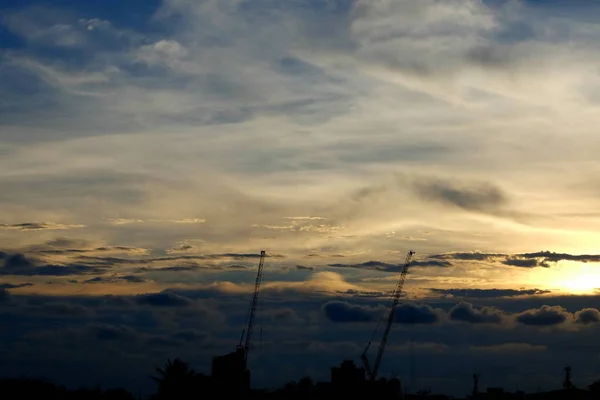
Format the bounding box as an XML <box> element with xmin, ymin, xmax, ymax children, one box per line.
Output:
<box><xmin>2</xmin><ymin>0</ymin><xmax>600</xmax><ymax>397</ymax></box>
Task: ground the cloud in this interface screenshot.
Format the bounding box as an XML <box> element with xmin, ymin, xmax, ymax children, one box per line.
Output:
<box><xmin>135</xmin><ymin>292</ymin><xmax>194</xmax><ymax>307</ymax></box>
<box><xmin>83</xmin><ymin>275</ymin><xmax>145</xmax><ymax>284</ymax></box>
<box><xmin>284</xmin><ymin>217</ymin><xmax>325</xmax><ymax>221</ymax></box>
<box><xmin>470</xmin><ymin>343</ymin><xmax>547</xmax><ymax>354</ymax></box>
<box><xmin>429</xmin><ymin>288</ymin><xmax>551</xmax><ymax>299</ymax></box>
<box><xmin>0</xmin><ymin>222</ymin><xmax>85</xmax><ymax>231</ymax></box>
<box><xmin>515</xmin><ymin>305</ymin><xmax>570</xmax><ymax>326</ymax></box>
<box><xmin>412</xmin><ymin>178</ymin><xmax>507</xmax><ymax>213</ymax></box>
<box><xmin>321</xmin><ymin>300</ymin><xmax>440</xmax><ymax>324</ymax></box>
<box><xmin>321</xmin><ymin>300</ymin><xmax>378</xmax><ymax>322</ymax></box>
<box><xmin>449</xmin><ymin>301</ymin><xmax>504</xmax><ymax>324</ymax></box>
<box><xmin>574</xmin><ymin>308</ymin><xmax>600</xmax><ymax>325</ymax></box>
<box><xmin>321</xmin><ymin>298</ymin><xmax>600</xmax><ymax>329</ymax></box>
<box><xmin>429</xmin><ymin>251</ymin><xmax>600</xmax><ymax>268</ymax></box>
<box><xmin>0</xmin><ymin>282</ymin><xmax>34</xmax><ymax>289</ymax></box>
<box><xmin>0</xmin><ymin>253</ymin><xmax>107</xmax><ymax>276</ymax></box>
<box><xmin>328</xmin><ymin>259</ymin><xmax>452</xmax><ymax>272</ymax></box>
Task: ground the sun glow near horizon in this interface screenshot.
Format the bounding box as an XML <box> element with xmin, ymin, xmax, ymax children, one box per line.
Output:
<box><xmin>529</xmin><ymin>261</ymin><xmax>600</xmax><ymax>295</ymax></box>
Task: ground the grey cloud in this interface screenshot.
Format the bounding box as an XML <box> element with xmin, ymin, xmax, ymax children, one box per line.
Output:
<box><xmin>135</xmin><ymin>292</ymin><xmax>194</xmax><ymax>307</ymax></box>
<box><xmin>574</xmin><ymin>308</ymin><xmax>600</xmax><ymax>325</ymax></box>
<box><xmin>1</xmin><ymin>253</ymin><xmax>107</xmax><ymax>276</ymax></box>
<box><xmin>296</xmin><ymin>265</ymin><xmax>314</xmax><ymax>271</ymax></box>
<box><xmin>328</xmin><ymin>259</ymin><xmax>451</xmax><ymax>272</ymax></box>
<box><xmin>321</xmin><ymin>300</ymin><xmax>440</xmax><ymax>324</ymax></box>
<box><xmin>449</xmin><ymin>302</ymin><xmax>504</xmax><ymax>324</ymax></box>
<box><xmin>429</xmin><ymin>288</ymin><xmax>551</xmax><ymax>299</ymax></box>
<box><xmin>39</xmin><ymin>303</ymin><xmax>92</xmax><ymax>317</ymax></box>
<box><xmin>0</xmin><ymin>222</ymin><xmax>85</xmax><ymax>231</ymax></box>
<box><xmin>321</xmin><ymin>300</ymin><xmax>378</xmax><ymax>322</ymax></box>
<box><xmin>3</xmin><ymin>253</ymin><xmax>35</xmax><ymax>269</ymax></box>
<box><xmin>412</xmin><ymin>178</ymin><xmax>507</xmax><ymax>212</ymax></box>
<box><xmin>263</xmin><ymin>308</ymin><xmax>304</xmax><ymax>325</ymax></box>
<box><xmin>91</xmin><ymin>324</ymin><xmax>138</xmax><ymax>341</ymax></box>
<box><xmin>429</xmin><ymin>250</ymin><xmax>600</xmax><ymax>268</ymax></box>
<box><xmin>83</xmin><ymin>275</ymin><xmax>145</xmax><ymax>284</ymax></box>
<box><xmin>430</xmin><ymin>251</ymin><xmax>501</xmax><ymax>261</ymax></box>
<box><xmin>76</xmin><ymin>252</ymin><xmax>282</xmax><ymax>267</ymax></box>
<box><xmin>393</xmin><ymin>302</ymin><xmax>440</xmax><ymax>324</ymax></box>
<box><xmin>0</xmin><ymin>282</ymin><xmax>34</xmax><ymax>289</ymax></box>
<box><xmin>322</xmin><ymin>299</ymin><xmax>598</xmax><ymax>329</ymax></box>
<box><xmin>172</xmin><ymin>329</ymin><xmax>209</xmax><ymax>342</ymax></box>
<box><xmin>502</xmin><ymin>258</ymin><xmax>549</xmax><ymax>268</ymax></box>
<box><xmin>1</xmin><ymin>252</ymin><xmax>107</xmax><ymax>276</ymax></box>
<box><xmin>516</xmin><ymin>305</ymin><xmax>569</xmax><ymax>326</ymax></box>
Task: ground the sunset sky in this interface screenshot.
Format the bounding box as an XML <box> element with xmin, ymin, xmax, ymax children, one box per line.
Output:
<box><xmin>2</xmin><ymin>0</ymin><xmax>600</xmax><ymax>396</ymax></box>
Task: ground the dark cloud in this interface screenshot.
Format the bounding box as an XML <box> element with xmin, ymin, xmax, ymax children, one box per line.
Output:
<box><xmin>34</xmin><ymin>245</ymin><xmax>148</xmax><ymax>256</ymax></box>
<box><xmin>0</xmin><ymin>288</ymin><xmax>10</xmax><ymax>302</ymax></box>
<box><xmin>449</xmin><ymin>302</ymin><xmax>504</xmax><ymax>324</ymax></box>
<box><xmin>321</xmin><ymin>301</ymin><xmax>440</xmax><ymax>324</ymax></box>
<box><xmin>296</xmin><ymin>265</ymin><xmax>314</xmax><ymax>271</ymax></box>
<box><xmin>328</xmin><ymin>259</ymin><xmax>451</xmax><ymax>272</ymax></box>
<box><xmin>321</xmin><ymin>300</ymin><xmax>378</xmax><ymax>322</ymax></box>
<box><xmin>83</xmin><ymin>275</ymin><xmax>145</xmax><ymax>284</ymax></box>
<box><xmin>263</xmin><ymin>308</ymin><xmax>304</xmax><ymax>324</ymax></box>
<box><xmin>502</xmin><ymin>258</ymin><xmax>549</xmax><ymax>268</ymax></box>
<box><xmin>0</xmin><ymin>253</ymin><xmax>107</xmax><ymax>276</ymax></box>
<box><xmin>4</xmin><ymin>253</ymin><xmax>35</xmax><ymax>269</ymax></box>
<box><xmin>412</xmin><ymin>179</ymin><xmax>507</xmax><ymax>212</ymax></box>
<box><xmin>135</xmin><ymin>292</ymin><xmax>194</xmax><ymax>307</ymax></box>
<box><xmin>173</xmin><ymin>329</ymin><xmax>209</xmax><ymax>342</ymax></box>
<box><xmin>516</xmin><ymin>305</ymin><xmax>569</xmax><ymax>326</ymax></box>
<box><xmin>429</xmin><ymin>288</ymin><xmax>551</xmax><ymax>298</ymax></box>
<box><xmin>0</xmin><ymin>222</ymin><xmax>85</xmax><ymax>231</ymax></box>
<box><xmin>520</xmin><ymin>251</ymin><xmax>600</xmax><ymax>264</ymax></box>
<box><xmin>394</xmin><ymin>302</ymin><xmax>440</xmax><ymax>324</ymax></box>
<box><xmin>91</xmin><ymin>324</ymin><xmax>138</xmax><ymax>341</ymax></box>
<box><xmin>574</xmin><ymin>308</ymin><xmax>600</xmax><ymax>325</ymax></box>
<box><xmin>2</xmin><ymin>286</ymin><xmax>600</xmax><ymax>398</ymax></box>
<box><xmin>430</xmin><ymin>251</ymin><xmax>499</xmax><ymax>261</ymax></box>
<box><xmin>145</xmin><ymin>266</ymin><xmax>198</xmax><ymax>272</ymax></box>
<box><xmin>429</xmin><ymin>250</ymin><xmax>600</xmax><ymax>268</ymax></box>
<box><xmin>38</xmin><ymin>303</ymin><xmax>93</xmax><ymax>317</ymax></box>
<box><xmin>0</xmin><ymin>282</ymin><xmax>34</xmax><ymax>289</ymax></box>
<box><xmin>75</xmin><ymin>252</ymin><xmax>282</xmax><ymax>267</ymax></box>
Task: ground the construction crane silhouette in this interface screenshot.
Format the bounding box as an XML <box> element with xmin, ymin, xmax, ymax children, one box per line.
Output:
<box><xmin>211</xmin><ymin>250</ymin><xmax>266</xmax><ymax>395</ymax></box>
<box><xmin>238</xmin><ymin>250</ymin><xmax>266</xmax><ymax>363</ymax></box>
<box><xmin>361</xmin><ymin>250</ymin><xmax>415</xmax><ymax>381</ymax></box>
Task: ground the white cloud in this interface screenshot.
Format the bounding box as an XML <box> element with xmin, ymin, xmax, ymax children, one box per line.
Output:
<box><xmin>2</xmin><ymin>0</ymin><xmax>600</xmax><ymax>268</ymax></box>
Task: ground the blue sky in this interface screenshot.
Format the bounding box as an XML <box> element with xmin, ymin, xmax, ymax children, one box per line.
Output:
<box><xmin>2</xmin><ymin>0</ymin><xmax>600</xmax><ymax>397</ymax></box>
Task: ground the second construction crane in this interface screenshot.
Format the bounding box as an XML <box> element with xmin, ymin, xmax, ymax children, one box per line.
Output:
<box><xmin>211</xmin><ymin>250</ymin><xmax>266</xmax><ymax>394</ymax></box>
<box><xmin>238</xmin><ymin>250</ymin><xmax>266</xmax><ymax>363</ymax></box>
<box><xmin>361</xmin><ymin>250</ymin><xmax>415</xmax><ymax>382</ymax></box>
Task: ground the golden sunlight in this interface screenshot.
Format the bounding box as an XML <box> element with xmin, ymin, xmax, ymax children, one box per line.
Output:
<box><xmin>543</xmin><ymin>262</ymin><xmax>600</xmax><ymax>294</ymax></box>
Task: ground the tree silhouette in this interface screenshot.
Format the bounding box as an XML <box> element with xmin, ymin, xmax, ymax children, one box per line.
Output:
<box><xmin>150</xmin><ymin>358</ymin><xmax>198</xmax><ymax>400</ymax></box>
<box><xmin>589</xmin><ymin>380</ymin><xmax>600</xmax><ymax>395</ymax></box>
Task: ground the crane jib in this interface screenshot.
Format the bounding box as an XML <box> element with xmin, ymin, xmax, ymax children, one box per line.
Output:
<box><xmin>362</xmin><ymin>250</ymin><xmax>415</xmax><ymax>381</ymax></box>
<box><xmin>239</xmin><ymin>250</ymin><xmax>266</xmax><ymax>363</ymax></box>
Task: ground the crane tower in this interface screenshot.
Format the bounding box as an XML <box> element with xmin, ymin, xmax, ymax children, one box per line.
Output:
<box><xmin>361</xmin><ymin>250</ymin><xmax>415</xmax><ymax>381</ymax></box>
<box><xmin>211</xmin><ymin>250</ymin><xmax>266</xmax><ymax>394</ymax></box>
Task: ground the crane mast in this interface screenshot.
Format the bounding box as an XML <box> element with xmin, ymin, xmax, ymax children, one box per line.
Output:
<box><xmin>362</xmin><ymin>250</ymin><xmax>415</xmax><ymax>381</ymax></box>
<box><xmin>238</xmin><ymin>250</ymin><xmax>266</xmax><ymax>363</ymax></box>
